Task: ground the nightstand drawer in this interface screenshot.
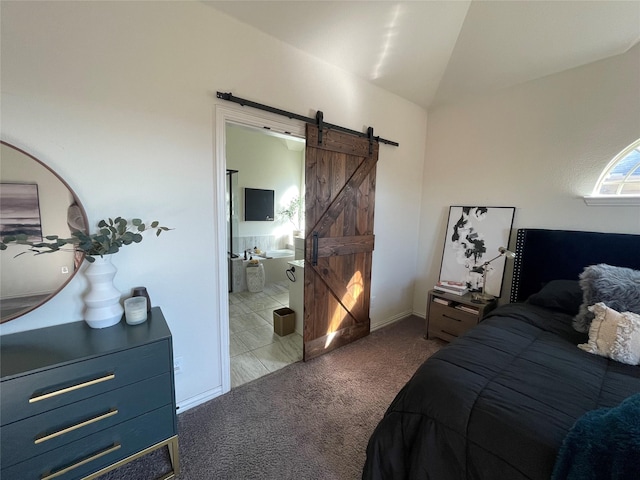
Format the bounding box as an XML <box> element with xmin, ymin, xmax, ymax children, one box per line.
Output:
<box><xmin>429</xmin><ymin>303</ymin><xmax>478</xmax><ymax>337</ymax></box>
<box><xmin>1</xmin><ymin>373</ymin><xmax>172</xmax><ymax>468</ymax></box>
<box><xmin>1</xmin><ymin>405</ymin><xmax>175</xmax><ymax>480</ymax></box>
<box><xmin>1</xmin><ymin>340</ymin><xmax>170</xmax><ymax>425</ymax></box>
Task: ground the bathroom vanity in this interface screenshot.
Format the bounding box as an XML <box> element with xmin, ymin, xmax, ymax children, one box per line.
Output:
<box><xmin>0</xmin><ymin>307</ymin><xmax>178</xmax><ymax>479</ymax></box>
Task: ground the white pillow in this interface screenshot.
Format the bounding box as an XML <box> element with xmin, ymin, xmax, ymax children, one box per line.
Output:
<box><xmin>578</xmin><ymin>302</ymin><xmax>640</xmax><ymax>365</ymax></box>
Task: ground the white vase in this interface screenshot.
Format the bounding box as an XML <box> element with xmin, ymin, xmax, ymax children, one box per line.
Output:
<box><xmin>83</xmin><ymin>255</ymin><xmax>123</xmax><ymax>329</ymax></box>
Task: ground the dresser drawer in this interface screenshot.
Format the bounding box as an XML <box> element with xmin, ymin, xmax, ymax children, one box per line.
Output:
<box><xmin>429</xmin><ymin>303</ymin><xmax>478</xmax><ymax>338</ymax></box>
<box><xmin>1</xmin><ymin>340</ymin><xmax>170</xmax><ymax>425</ymax></box>
<box><xmin>1</xmin><ymin>373</ymin><xmax>173</xmax><ymax>468</ymax></box>
<box><xmin>1</xmin><ymin>404</ymin><xmax>175</xmax><ymax>480</ymax></box>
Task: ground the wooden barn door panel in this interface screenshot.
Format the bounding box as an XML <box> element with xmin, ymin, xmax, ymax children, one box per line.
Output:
<box><xmin>303</xmin><ymin>124</ymin><xmax>378</xmax><ymax>361</ymax></box>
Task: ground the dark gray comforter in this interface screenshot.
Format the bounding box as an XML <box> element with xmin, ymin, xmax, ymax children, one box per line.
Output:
<box><xmin>362</xmin><ymin>303</ymin><xmax>640</xmax><ymax>480</ymax></box>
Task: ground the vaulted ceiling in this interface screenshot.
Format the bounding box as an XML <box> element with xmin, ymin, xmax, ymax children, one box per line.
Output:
<box><xmin>207</xmin><ymin>1</ymin><xmax>640</xmax><ymax>109</ymax></box>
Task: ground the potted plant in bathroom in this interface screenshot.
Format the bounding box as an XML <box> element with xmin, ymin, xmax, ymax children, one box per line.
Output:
<box><xmin>278</xmin><ymin>195</ymin><xmax>303</xmax><ymax>237</ymax></box>
<box><xmin>1</xmin><ymin>217</ymin><xmax>172</xmax><ymax>329</ymax></box>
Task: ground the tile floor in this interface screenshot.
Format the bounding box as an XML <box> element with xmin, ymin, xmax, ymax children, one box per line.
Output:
<box><xmin>229</xmin><ymin>281</ymin><xmax>303</xmax><ymax>388</ymax></box>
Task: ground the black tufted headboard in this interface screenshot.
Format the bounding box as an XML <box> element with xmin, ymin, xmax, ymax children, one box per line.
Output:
<box><xmin>510</xmin><ymin>229</ymin><xmax>640</xmax><ymax>303</ymax></box>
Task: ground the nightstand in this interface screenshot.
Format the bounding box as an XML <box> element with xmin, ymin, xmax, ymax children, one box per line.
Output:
<box><xmin>426</xmin><ymin>289</ymin><xmax>497</xmax><ymax>342</ymax></box>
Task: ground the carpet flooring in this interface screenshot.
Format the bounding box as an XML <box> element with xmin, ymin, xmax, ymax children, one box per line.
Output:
<box><xmin>100</xmin><ymin>315</ymin><xmax>445</xmax><ymax>480</ymax></box>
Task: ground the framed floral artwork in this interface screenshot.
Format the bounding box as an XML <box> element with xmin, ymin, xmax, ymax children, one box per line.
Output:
<box><xmin>438</xmin><ymin>206</ymin><xmax>515</xmax><ymax>297</ymax></box>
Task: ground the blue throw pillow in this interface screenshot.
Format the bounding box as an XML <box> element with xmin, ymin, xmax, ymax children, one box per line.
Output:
<box><xmin>527</xmin><ymin>280</ymin><xmax>583</xmax><ymax>315</ymax></box>
<box><xmin>552</xmin><ymin>393</ymin><xmax>640</xmax><ymax>480</ymax></box>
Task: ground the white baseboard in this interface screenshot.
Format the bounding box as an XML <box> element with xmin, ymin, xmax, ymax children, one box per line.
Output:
<box><xmin>180</xmin><ymin>310</ymin><xmax>426</xmax><ymax>413</ymax></box>
<box><xmin>176</xmin><ymin>386</ymin><xmax>224</xmax><ymax>414</ymax></box>
<box><xmin>370</xmin><ymin>310</ymin><xmax>414</xmax><ymax>332</ymax></box>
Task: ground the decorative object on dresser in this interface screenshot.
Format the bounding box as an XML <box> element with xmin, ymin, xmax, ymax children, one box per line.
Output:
<box><xmin>83</xmin><ymin>255</ymin><xmax>124</xmax><ymax>329</ymax></box>
<box><xmin>426</xmin><ymin>289</ymin><xmax>497</xmax><ymax>342</ymax></box>
<box><xmin>0</xmin><ymin>141</ymin><xmax>90</xmax><ymax>323</ymax></box>
<box><xmin>0</xmin><ymin>216</ymin><xmax>172</xmax><ymax>261</ymax></box>
<box><xmin>0</xmin><ymin>307</ymin><xmax>178</xmax><ymax>480</ymax></box>
<box><xmin>2</xmin><ymin>216</ymin><xmax>172</xmax><ymax>329</ymax></box>
<box><xmin>438</xmin><ymin>206</ymin><xmax>515</xmax><ymax>298</ymax></box>
<box><xmin>132</xmin><ymin>286</ymin><xmax>152</xmax><ymax>312</ymax></box>
<box><xmin>123</xmin><ymin>296</ymin><xmax>148</xmax><ymax>325</ymax></box>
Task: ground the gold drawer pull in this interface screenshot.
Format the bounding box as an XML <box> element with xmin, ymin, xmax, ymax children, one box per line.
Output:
<box><xmin>34</xmin><ymin>409</ymin><xmax>118</xmax><ymax>444</ymax></box>
<box><xmin>29</xmin><ymin>373</ymin><xmax>115</xmax><ymax>403</ymax></box>
<box><xmin>41</xmin><ymin>443</ymin><xmax>121</xmax><ymax>480</ymax></box>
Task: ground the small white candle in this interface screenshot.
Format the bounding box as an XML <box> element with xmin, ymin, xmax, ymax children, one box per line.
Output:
<box><xmin>124</xmin><ymin>297</ymin><xmax>147</xmax><ymax>325</ymax></box>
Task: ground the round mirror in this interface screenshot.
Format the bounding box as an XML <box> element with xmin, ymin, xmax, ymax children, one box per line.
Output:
<box><xmin>0</xmin><ymin>141</ymin><xmax>88</xmax><ymax>323</ymax></box>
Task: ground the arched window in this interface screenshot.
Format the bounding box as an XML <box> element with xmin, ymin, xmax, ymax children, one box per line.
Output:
<box><xmin>584</xmin><ymin>139</ymin><xmax>640</xmax><ymax>206</ymax></box>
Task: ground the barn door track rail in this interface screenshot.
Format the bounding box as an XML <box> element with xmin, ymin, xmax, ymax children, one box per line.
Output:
<box><xmin>216</xmin><ymin>92</ymin><xmax>399</xmax><ymax>150</ymax></box>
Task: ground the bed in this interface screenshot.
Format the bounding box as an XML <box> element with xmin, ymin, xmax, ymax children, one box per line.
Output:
<box><xmin>363</xmin><ymin>229</ymin><xmax>640</xmax><ymax>480</ymax></box>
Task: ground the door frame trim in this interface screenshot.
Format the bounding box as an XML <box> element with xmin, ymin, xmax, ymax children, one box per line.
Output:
<box><xmin>214</xmin><ymin>103</ymin><xmax>305</xmax><ymax>394</ymax></box>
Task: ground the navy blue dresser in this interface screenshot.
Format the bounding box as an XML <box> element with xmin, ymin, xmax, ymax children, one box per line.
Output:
<box><xmin>0</xmin><ymin>307</ymin><xmax>178</xmax><ymax>479</ymax></box>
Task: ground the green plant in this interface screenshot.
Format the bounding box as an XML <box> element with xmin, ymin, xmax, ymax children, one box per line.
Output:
<box><xmin>0</xmin><ymin>217</ymin><xmax>172</xmax><ymax>262</ymax></box>
<box><xmin>278</xmin><ymin>195</ymin><xmax>303</xmax><ymax>230</ymax></box>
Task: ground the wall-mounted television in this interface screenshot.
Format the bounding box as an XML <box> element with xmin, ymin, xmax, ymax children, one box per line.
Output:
<box><xmin>244</xmin><ymin>188</ymin><xmax>275</xmax><ymax>221</ymax></box>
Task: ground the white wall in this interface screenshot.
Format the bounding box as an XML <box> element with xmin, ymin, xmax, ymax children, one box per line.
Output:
<box><xmin>0</xmin><ymin>1</ymin><xmax>427</xmax><ymax>409</ymax></box>
<box><xmin>226</xmin><ymin>124</ymin><xmax>304</xmax><ymax>248</ymax></box>
<box><xmin>413</xmin><ymin>44</ymin><xmax>640</xmax><ymax>317</ymax></box>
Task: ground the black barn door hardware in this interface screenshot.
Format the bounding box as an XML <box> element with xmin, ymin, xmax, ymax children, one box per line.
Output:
<box><xmin>316</xmin><ymin>111</ymin><xmax>324</xmax><ymax>145</ymax></box>
<box><xmin>216</xmin><ymin>92</ymin><xmax>399</xmax><ymax>148</ymax></box>
<box><xmin>312</xmin><ymin>232</ymin><xmax>319</xmax><ymax>266</ymax></box>
<box><xmin>368</xmin><ymin>126</ymin><xmax>375</xmax><ymax>154</ymax></box>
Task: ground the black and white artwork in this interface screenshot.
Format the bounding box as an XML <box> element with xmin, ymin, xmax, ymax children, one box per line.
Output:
<box><xmin>439</xmin><ymin>206</ymin><xmax>515</xmax><ymax>297</ymax></box>
<box><xmin>0</xmin><ymin>183</ymin><xmax>43</xmax><ymax>241</ymax></box>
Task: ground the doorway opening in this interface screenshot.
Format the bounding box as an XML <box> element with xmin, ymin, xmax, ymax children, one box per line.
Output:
<box><xmin>216</xmin><ymin>106</ymin><xmax>306</xmax><ymax>390</ymax></box>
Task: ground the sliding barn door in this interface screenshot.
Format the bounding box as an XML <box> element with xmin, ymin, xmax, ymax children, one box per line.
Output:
<box><xmin>303</xmin><ymin>124</ymin><xmax>379</xmax><ymax>361</ymax></box>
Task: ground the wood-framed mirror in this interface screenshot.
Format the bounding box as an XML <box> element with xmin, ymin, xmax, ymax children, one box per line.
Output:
<box><xmin>0</xmin><ymin>141</ymin><xmax>88</xmax><ymax>323</ymax></box>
